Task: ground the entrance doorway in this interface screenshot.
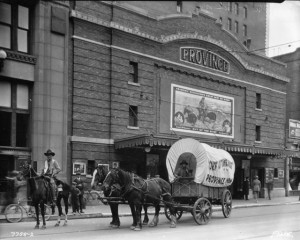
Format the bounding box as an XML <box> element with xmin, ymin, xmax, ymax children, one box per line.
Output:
<box><xmin>232</xmin><ymin>167</ymin><xmax>244</xmax><ymax>199</ymax></box>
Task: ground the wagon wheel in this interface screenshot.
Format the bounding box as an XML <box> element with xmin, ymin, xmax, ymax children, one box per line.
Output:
<box><xmin>192</xmin><ymin>197</ymin><xmax>212</xmax><ymax>225</ymax></box>
<box><xmin>164</xmin><ymin>206</ymin><xmax>183</xmax><ymax>221</ymax></box>
<box><xmin>221</xmin><ymin>189</ymin><xmax>232</xmax><ymax>218</ymax></box>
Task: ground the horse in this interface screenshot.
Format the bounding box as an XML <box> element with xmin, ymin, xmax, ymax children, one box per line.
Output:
<box><xmin>90</xmin><ymin>166</ymin><xmax>149</xmax><ymax>228</ymax></box>
<box><xmin>102</xmin><ymin>168</ymin><xmax>177</xmax><ymax>231</ymax></box>
<box><xmin>18</xmin><ymin>164</ymin><xmax>70</xmax><ymax>229</ymax></box>
<box><xmin>54</xmin><ymin>179</ymin><xmax>71</xmax><ymax>227</ymax></box>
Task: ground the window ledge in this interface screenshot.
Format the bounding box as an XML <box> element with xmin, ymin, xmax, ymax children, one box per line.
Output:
<box><xmin>255</xmin><ymin>108</ymin><xmax>262</xmax><ymax>111</ymax></box>
<box><xmin>254</xmin><ymin>141</ymin><xmax>262</xmax><ymax>144</ymax></box>
<box><xmin>127</xmin><ymin>126</ymin><xmax>139</xmax><ymax>130</ymax></box>
<box><xmin>128</xmin><ymin>81</ymin><xmax>140</xmax><ymax>87</ymax></box>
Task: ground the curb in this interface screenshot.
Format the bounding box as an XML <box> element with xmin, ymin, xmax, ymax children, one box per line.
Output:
<box><xmin>1</xmin><ymin>201</ymin><xmax>300</xmax><ymax>224</ymax></box>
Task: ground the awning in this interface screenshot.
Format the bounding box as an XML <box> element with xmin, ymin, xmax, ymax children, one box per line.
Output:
<box><xmin>114</xmin><ymin>134</ymin><xmax>300</xmax><ymax>157</ymax></box>
<box><xmin>114</xmin><ymin>134</ymin><xmax>179</xmax><ymax>149</ymax></box>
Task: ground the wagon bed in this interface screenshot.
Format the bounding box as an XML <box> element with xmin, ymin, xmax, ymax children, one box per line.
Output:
<box><xmin>164</xmin><ymin>177</ymin><xmax>233</xmax><ymax>225</ymax></box>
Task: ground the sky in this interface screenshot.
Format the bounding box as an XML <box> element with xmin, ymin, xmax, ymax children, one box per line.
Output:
<box><xmin>268</xmin><ymin>1</ymin><xmax>300</xmax><ymax>57</ymax></box>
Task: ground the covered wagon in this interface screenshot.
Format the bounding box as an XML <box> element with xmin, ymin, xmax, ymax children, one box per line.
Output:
<box><xmin>165</xmin><ymin>138</ymin><xmax>235</xmax><ymax>225</ymax></box>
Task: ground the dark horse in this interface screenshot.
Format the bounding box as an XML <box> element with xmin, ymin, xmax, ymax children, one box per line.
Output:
<box><xmin>91</xmin><ymin>166</ymin><xmax>149</xmax><ymax>228</ymax></box>
<box><xmin>54</xmin><ymin>179</ymin><xmax>71</xmax><ymax>227</ymax></box>
<box><xmin>102</xmin><ymin>168</ymin><xmax>177</xmax><ymax>231</ymax></box>
<box><xmin>18</xmin><ymin>164</ymin><xmax>70</xmax><ymax>229</ymax></box>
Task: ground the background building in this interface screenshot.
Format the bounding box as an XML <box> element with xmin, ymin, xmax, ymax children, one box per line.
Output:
<box><xmin>274</xmin><ymin>48</ymin><xmax>300</xmax><ymax>195</ymax></box>
<box><xmin>116</xmin><ymin>1</ymin><xmax>268</xmax><ymax>55</ymax></box>
<box><xmin>0</xmin><ymin>0</ymin><xmax>70</xmax><ymax>203</ymax></box>
<box><xmin>0</xmin><ymin>1</ymin><xmax>297</xmax><ymax>202</ymax></box>
<box><xmin>69</xmin><ymin>1</ymin><xmax>294</xmax><ymax>198</ymax></box>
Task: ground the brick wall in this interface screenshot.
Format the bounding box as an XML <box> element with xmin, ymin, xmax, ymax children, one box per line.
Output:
<box><xmin>69</xmin><ymin>1</ymin><xmax>289</xmax><ymax>184</ymax></box>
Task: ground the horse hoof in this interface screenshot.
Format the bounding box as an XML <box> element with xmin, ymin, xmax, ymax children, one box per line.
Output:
<box><xmin>133</xmin><ymin>227</ymin><xmax>141</xmax><ymax>231</ymax></box>
<box><xmin>148</xmin><ymin>223</ymin><xmax>157</xmax><ymax>227</ymax></box>
<box><xmin>110</xmin><ymin>224</ymin><xmax>119</xmax><ymax>228</ymax></box>
<box><xmin>142</xmin><ymin>221</ymin><xmax>149</xmax><ymax>225</ymax></box>
<box><xmin>41</xmin><ymin>225</ymin><xmax>46</xmax><ymax>230</ymax></box>
<box><xmin>34</xmin><ymin>225</ymin><xmax>39</xmax><ymax>229</ymax></box>
<box><xmin>130</xmin><ymin>226</ymin><xmax>136</xmax><ymax>230</ymax></box>
<box><xmin>170</xmin><ymin>224</ymin><xmax>177</xmax><ymax>228</ymax></box>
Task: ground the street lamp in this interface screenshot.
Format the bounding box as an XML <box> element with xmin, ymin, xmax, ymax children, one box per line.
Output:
<box><xmin>145</xmin><ymin>146</ymin><xmax>151</xmax><ymax>153</ymax></box>
<box><xmin>0</xmin><ymin>49</ymin><xmax>7</xmax><ymax>72</ymax></box>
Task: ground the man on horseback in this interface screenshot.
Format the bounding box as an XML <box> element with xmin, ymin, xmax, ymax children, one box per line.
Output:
<box><xmin>42</xmin><ymin>149</ymin><xmax>61</xmax><ymax>209</ymax></box>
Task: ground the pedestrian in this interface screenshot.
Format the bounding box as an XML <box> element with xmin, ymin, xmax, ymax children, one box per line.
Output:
<box><xmin>71</xmin><ymin>182</ymin><xmax>80</xmax><ymax>214</ymax></box>
<box><xmin>266</xmin><ymin>173</ymin><xmax>274</xmax><ymax>200</ymax></box>
<box><xmin>74</xmin><ymin>172</ymin><xmax>85</xmax><ymax>213</ymax></box>
<box><xmin>252</xmin><ymin>175</ymin><xmax>261</xmax><ymax>203</ymax></box>
<box><xmin>243</xmin><ymin>177</ymin><xmax>250</xmax><ymax>200</ymax></box>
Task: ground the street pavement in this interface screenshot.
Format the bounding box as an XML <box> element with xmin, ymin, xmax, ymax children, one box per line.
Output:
<box><xmin>1</xmin><ymin>195</ymin><xmax>299</xmax><ymax>224</ymax></box>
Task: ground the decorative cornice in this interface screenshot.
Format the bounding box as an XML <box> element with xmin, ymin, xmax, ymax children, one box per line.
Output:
<box><xmin>6</xmin><ymin>50</ymin><xmax>36</xmax><ymax>65</ymax></box>
<box><xmin>70</xmin><ymin>10</ymin><xmax>289</xmax><ymax>83</ymax></box>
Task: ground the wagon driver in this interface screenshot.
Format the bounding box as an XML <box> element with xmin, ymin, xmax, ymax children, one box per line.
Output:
<box><xmin>175</xmin><ymin>160</ymin><xmax>191</xmax><ymax>177</ymax></box>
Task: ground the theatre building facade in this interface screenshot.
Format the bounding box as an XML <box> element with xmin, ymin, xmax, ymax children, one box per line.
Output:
<box><xmin>70</xmin><ymin>1</ymin><xmax>297</xmax><ymax>198</ymax></box>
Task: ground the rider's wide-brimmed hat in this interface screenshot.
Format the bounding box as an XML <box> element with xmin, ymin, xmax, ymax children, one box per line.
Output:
<box><xmin>44</xmin><ymin>149</ymin><xmax>55</xmax><ymax>156</ymax></box>
<box><xmin>180</xmin><ymin>160</ymin><xmax>188</xmax><ymax>165</ymax></box>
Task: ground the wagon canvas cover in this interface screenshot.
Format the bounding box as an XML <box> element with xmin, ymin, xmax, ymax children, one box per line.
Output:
<box><xmin>166</xmin><ymin>138</ymin><xmax>235</xmax><ymax>187</ymax></box>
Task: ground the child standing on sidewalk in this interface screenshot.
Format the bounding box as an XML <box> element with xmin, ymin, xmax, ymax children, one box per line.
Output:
<box><xmin>71</xmin><ymin>182</ymin><xmax>80</xmax><ymax>214</ymax></box>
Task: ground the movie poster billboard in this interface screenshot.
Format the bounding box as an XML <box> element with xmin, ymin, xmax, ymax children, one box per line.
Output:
<box><xmin>289</xmin><ymin>119</ymin><xmax>300</xmax><ymax>139</ymax></box>
<box><xmin>170</xmin><ymin>84</ymin><xmax>234</xmax><ymax>138</ymax></box>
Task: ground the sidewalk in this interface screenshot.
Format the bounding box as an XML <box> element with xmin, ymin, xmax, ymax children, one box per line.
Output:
<box><xmin>1</xmin><ymin>196</ymin><xmax>299</xmax><ymax>223</ymax></box>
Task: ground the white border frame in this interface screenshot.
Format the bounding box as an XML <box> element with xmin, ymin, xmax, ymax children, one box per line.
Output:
<box><xmin>170</xmin><ymin>83</ymin><xmax>234</xmax><ymax>138</ymax></box>
<box><xmin>73</xmin><ymin>162</ymin><xmax>87</xmax><ymax>175</ymax></box>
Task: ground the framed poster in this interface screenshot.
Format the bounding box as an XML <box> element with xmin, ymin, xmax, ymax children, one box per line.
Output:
<box><xmin>98</xmin><ymin>164</ymin><xmax>109</xmax><ymax>173</ymax></box>
<box><xmin>73</xmin><ymin>162</ymin><xmax>86</xmax><ymax>175</ymax></box>
<box><xmin>242</xmin><ymin>160</ymin><xmax>250</xmax><ymax>177</ymax></box>
<box><xmin>170</xmin><ymin>84</ymin><xmax>234</xmax><ymax>138</ymax></box>
<box><xmin>289</xmin><ymin>119</ymin><xmax>300</xmax><ymax>139</ymax></box>
<box><xmin>265</xmin><ymin>168</ymin><xmax>274</xmax><ymax>182</ymax></box>
<box><xmin>278</xmin><ymin>169</ymin><xmax>284</xmax><ymax>178</ymax></box>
